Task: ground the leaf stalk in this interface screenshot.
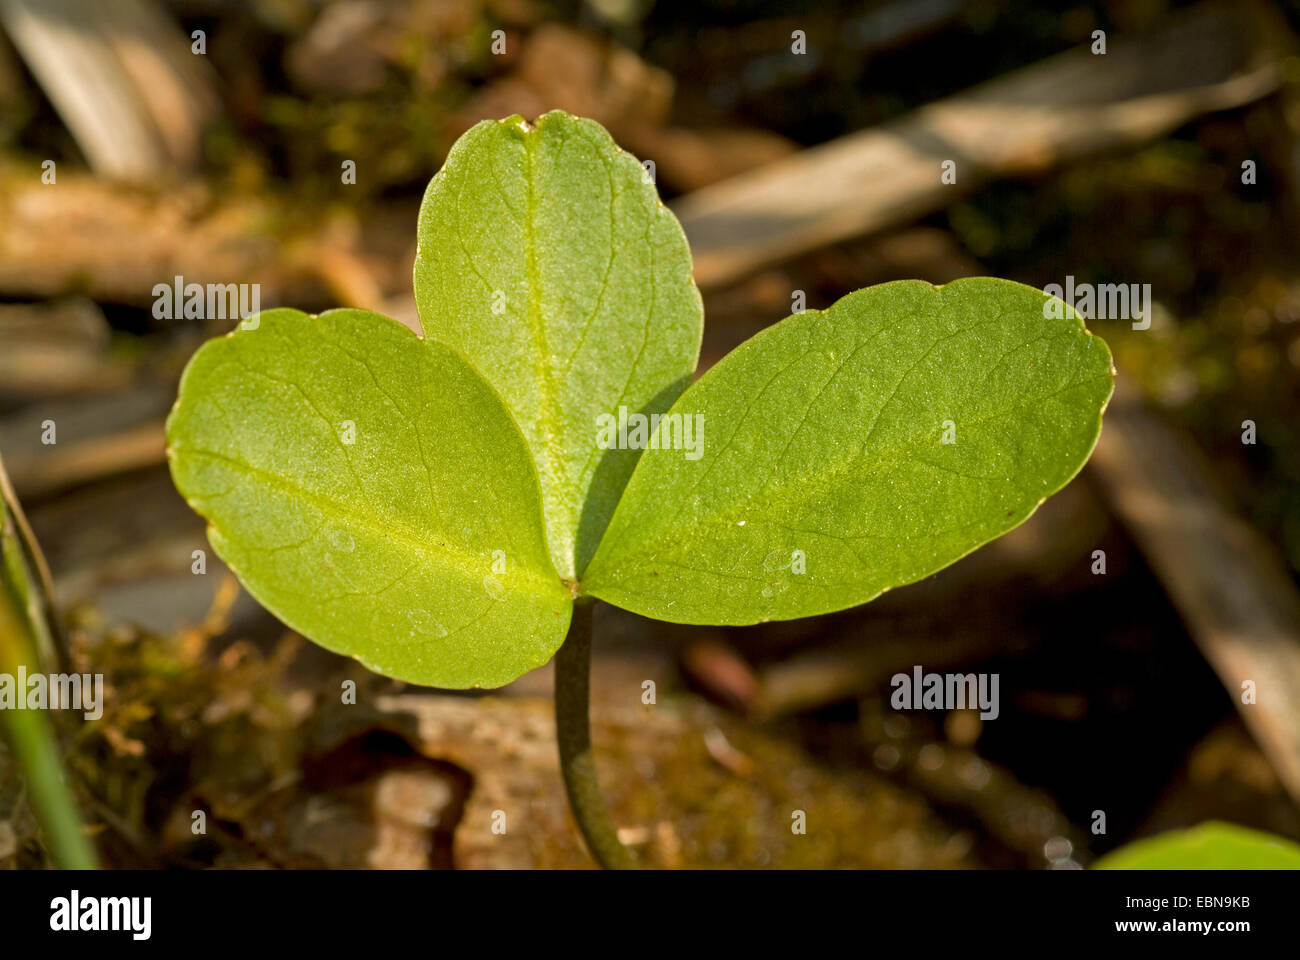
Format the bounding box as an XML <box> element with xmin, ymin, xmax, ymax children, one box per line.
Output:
<box><xmin>554</xmin><ymin>600</ymin><xmax>639</xmax><ymax>869</ymax></box>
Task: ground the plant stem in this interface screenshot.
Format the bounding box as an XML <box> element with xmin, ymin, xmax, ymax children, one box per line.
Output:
<box><xmin>0</xmin><ymin>601</ymin><xmax>98</xmax><ymax>869</ymax></box>
<box><xmin>554</xmin><ymin>600</ymin><xmax>639</xmax><ymax>869</ymax></box>
<box><xmin>0</xmin><ymin>457</ymin><xmax>97</xmax><ymax>870</ymax></box>
<box><xmin>0</xmin><ymin>454</ymin><xmax>65</xmax><ymax>673</ymax></box>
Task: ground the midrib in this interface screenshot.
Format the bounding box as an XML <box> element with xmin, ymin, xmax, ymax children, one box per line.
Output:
<box><xmin>522</xmin><ymin>129</ymin><xmax>572</xmax><ymax>574</ymax></box>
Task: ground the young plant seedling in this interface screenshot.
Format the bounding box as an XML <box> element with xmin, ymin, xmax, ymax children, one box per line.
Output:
<box><xmin>167</xmin><ymin>110</ymin><xmax>1114</xmax><ymax>868</ymax></box>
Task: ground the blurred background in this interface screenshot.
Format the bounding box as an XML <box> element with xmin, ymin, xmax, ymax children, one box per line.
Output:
<box><xmin>2</xmin><ymin>0</ymin><xmax>1300</xmax><ymax>868</ymax></box>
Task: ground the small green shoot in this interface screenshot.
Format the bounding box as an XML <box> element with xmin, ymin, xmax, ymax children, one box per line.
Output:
<box><xmin>167</xmin><ymin>110</ymin><xmax>1114</xmax><ymax>867</ymax></box>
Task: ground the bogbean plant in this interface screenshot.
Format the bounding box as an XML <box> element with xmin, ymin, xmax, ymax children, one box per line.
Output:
<box><xmin>167</xmin><ymin>110</ymin><xmax>1114</xmax><ymax>868</ymax></box>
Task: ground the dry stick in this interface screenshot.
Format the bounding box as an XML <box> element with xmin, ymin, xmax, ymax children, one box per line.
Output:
<box><xmin>0</xmin><ymin>0</ymin><xmax>218</xmax><ymax>180</ymax></box>
<box><xmin>1089</xmin><ymin>379</ymin><xmax>1300</xmax><ymax>807</ymax></box>
<box><xmin>674</xmin><ymin>0</ymin><xmax>1282</xmax><ymax>291</ymax></box>
<box><xmin>554</xmin><ymin>600</ymin><xmax>639</xmax><ymax>869</ymax></box>
<box><xmin>0</xmin><ymin>386</ymin><xmax>173</xmax><ymax>500</ymax></box>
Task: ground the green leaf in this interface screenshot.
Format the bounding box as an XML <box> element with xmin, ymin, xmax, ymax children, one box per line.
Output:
<box><xmin>1094</xmin><ymin>822</ymin><xmax>1300</xmax><ymax>869</ymax></box>
<box><xmin>413</xmin><ymin>111</ymin><xmax>703</xmax><ymax>580</ymax></box>
<box><xmin>166</xmin><ymin>308</ymin><xmax>571</xmax><ymax>689</ymax></box>
<box><xmin>582</xmin><ymin>278</ymin><xmax>1113</xmax><ymax>624</ymax></box>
